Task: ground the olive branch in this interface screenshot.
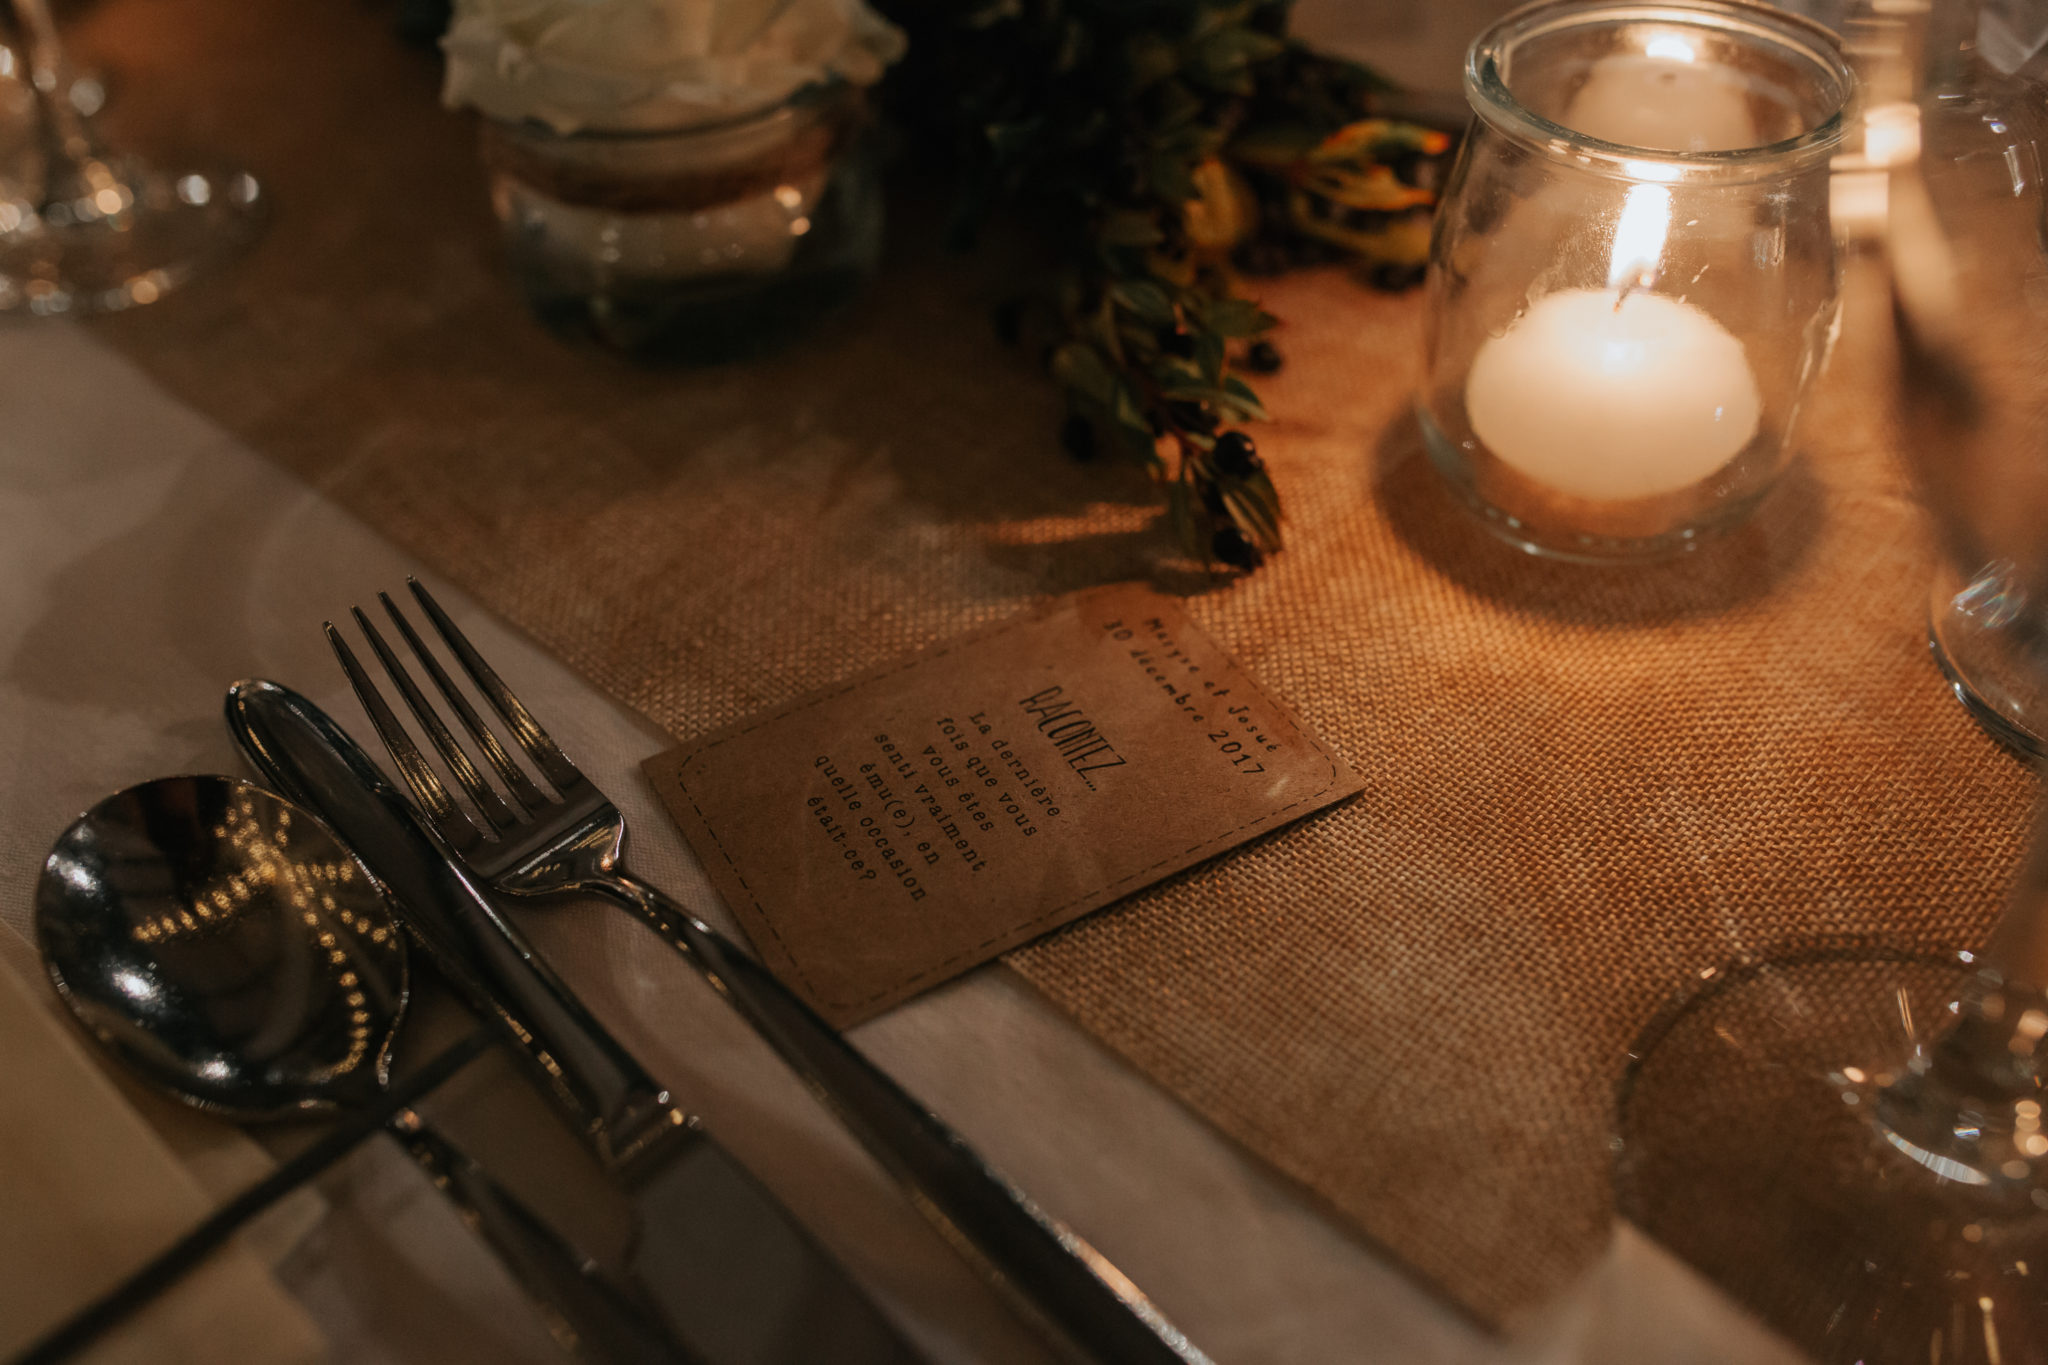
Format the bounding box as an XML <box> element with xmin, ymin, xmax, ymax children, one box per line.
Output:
<box><xmin>881</xmin><ymin>0</ymin><xmax>1452</xmax><ymax>572</ymax></box>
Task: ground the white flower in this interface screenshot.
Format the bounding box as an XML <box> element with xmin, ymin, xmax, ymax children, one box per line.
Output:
<box><xmin>443</xmin><ymin>0</ymin><xmax>907</xmax><ymax>133</ymax></box>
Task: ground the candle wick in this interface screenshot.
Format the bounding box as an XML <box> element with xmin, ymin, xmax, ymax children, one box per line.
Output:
<box><xmin>1613</xmin><ymin>267</ymin><xmax>1659</xmax><ymax>311</ymax></box>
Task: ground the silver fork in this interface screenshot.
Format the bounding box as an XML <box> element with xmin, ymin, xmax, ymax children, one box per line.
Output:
<box><xmin>328</xmin><ymin>578</ymin><xmax>1213</xmax><ymax>1365</ymax></box>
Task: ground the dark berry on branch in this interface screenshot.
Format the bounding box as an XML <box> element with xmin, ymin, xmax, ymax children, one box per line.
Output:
<box><xmin>1382</xmin><ymin>151</ymin><xmax>1422</xmax><ymax>186</ymax></box>
<box><xmin>1115</xmin><ymin>153</ymin><xmax>1147</xmax><ymax>200</ymax></box>
<box><xmin>1233</xmin><ymin>242</ymin><xmax>1287</xmax><ymax>276</ymax></box>
<box><xmin>1213</xmin><ymin>430</ymin><xmax>1262</xmax><ymax>478</ymax></box>
<box><xmin>1287</xmin><ymin>237</ymin><xmax>1343</xmax><ymax>268</ymax></box>
<box><xmin>1212</xmin><ymin>524</ymin><xmax>1262</xmax><ymax>570</ymax></box>
<box><xmin>1164</xmin><ymin>329</ymin><xmax>1197</xmax><ymax>358</ymax></box>
<box><xmin>1369</xmin><ymin>262</ymin><xmax>1428</xmax><ymax>292</ymax></box>
<box><xmin>1060</xmin><ymin>414</ymin><xmax>1098</xmax><ymax>462</ymax></box>
<box><xmin>1204</xmin><ymin>94</ymin><xmax>1248</xmax><ymax>128</ymax></box>
<box><xmin>992</xmin><ymin>297</ymin><xmax>1025</xmax><ymax>346</ymax></box>
<box><xmin>1245</xmin><ymin>340</ymin><xmax>1283</xmax><ymax>374</ymax></box>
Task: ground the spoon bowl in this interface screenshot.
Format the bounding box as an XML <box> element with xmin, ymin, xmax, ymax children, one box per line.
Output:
<box><xmin>30</xmin><ymin>775</ymin><xmax>693</xmax><ymax>1365</ymax></box>
<box><xmin>35</xmin><ymin>775</ymin><xmax>407</xmax><ymax>1118</ymax></box>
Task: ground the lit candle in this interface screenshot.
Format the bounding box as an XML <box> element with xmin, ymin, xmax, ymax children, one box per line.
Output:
<box><xmin>1462</xmin><ymin>184</ymin><xmax>1763</xmax><ymax>502</ymax></box>
<box><xmin>1565</xmin><ymin>34</ymin><xmax>1757</xmax><ymax>152</ymax></box>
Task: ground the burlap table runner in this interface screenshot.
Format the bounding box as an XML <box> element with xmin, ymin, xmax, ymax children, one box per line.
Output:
<box><xmin>85</xmin><ymin>0</ymin><xmax>2037</xmax><ymax>1331</ymax></box>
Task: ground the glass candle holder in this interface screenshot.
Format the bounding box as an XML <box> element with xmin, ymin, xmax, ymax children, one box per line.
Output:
<box><xmin>1418</xmin><ymin>0</ymin><xmax>1851</xmax><ymax>561</ymax></box>
<box><xmin>481</xmin><ymin>81</ymin><xmax>882</xmax><ymax>363</ymax></box>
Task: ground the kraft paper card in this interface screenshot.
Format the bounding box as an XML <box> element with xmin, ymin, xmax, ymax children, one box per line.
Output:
<box><xmin>645</xmin><ymin>584</ymin><xmax>1361</xmax><ymax>1025</ymax></box>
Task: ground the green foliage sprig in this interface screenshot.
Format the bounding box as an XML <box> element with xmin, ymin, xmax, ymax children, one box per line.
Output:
<box><xmin>879</xmin><ymin>0</ymin><xmax>1453</xmax><ymax>573</ymax></box>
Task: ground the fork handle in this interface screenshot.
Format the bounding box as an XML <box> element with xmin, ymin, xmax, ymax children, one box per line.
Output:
<box><xmin>595</xmin><ymin>874</ymin><xmax>1213</xmax><ymax>1365</ymax></box>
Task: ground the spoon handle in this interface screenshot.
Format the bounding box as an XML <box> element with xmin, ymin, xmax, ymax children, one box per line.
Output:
<box><xmin>13</xmin><ymin>1033</ymin><xmax>492</xmax><ymax>1365</ymax></box>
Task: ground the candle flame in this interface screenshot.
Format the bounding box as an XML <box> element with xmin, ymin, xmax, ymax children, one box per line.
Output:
<box><xmin>1863</xmin><ymin>100</ymin><xmax>1921</xmax><ymax>168</ymax></box>
<box><xmin>1643</xmin><ymin>34</ymin><xmax>1698</xmax><ymax>63</ymax></box>
<box><xmin>1608</xmin><ymin>183</ymin><xmax>1672</xmax><ymax>296</ymax></box>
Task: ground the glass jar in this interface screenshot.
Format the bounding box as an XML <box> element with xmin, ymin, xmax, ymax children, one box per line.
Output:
<box><xmin>480</xmin><ymin>81</ymin><xmax>883</xmax><ymax>363</ymax></box>
<box><xmin>1419</xmin><ymin>0</ymin><xmax>1851</xmax><ymax>561</ymax></box>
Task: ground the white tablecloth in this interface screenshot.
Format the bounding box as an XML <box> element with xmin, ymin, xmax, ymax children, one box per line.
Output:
<box><xmin>0</xmin><ymin>299</ymin><xmax>1805</xmax><ymax>1365</ymax></box>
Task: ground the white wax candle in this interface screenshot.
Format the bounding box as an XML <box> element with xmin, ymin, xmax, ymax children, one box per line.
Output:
<box><xmin>1464</xmin><ymin>289</ymin><xmax>1762</xmax><ymax>501</ymax></box>
<box><xmin>1567</xmin><ymin>52</ymin><xmax>1757</xmax><ymax>152</ymax></box>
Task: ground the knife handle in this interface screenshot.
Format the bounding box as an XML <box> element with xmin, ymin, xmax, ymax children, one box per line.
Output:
<box><xmin>393</xmin><ymin>1116</ymin><xmax>690</xmax><ymax>1365</ymax></box>
<box><xmin>601</xmin><ymin>875</ymin><xmax>1212</xmax><ymax>1365</ymax></box>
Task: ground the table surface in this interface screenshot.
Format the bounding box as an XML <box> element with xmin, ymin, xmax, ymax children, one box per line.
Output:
<box><xmin>0</xmin><ymin>2</ymin><xmax>1836</xmax><ymax>1361</ymax></box>
<box><xmin>0</xmin><ymin>307</ymin><xmax>1805</xmax><ymax>1365</ymax></box>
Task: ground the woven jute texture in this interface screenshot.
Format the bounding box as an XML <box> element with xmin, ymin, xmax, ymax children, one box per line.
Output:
<box><xmin>87</xmin><ymin>0</ymin><xmax>2039</xmax><ymax>1330</ymax></box>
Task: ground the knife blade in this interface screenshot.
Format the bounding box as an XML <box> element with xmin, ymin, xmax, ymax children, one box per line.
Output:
<box><xmin>227</xmin><ymin>679</ymin><xmax>922</xmax><ymax>1365</ymax></box>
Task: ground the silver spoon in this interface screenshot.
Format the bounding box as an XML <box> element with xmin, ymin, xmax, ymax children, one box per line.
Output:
<box><xmin>30</xmin><ymin>774</ymin><xmax>686</xmax><ymax>1365</ymax></box>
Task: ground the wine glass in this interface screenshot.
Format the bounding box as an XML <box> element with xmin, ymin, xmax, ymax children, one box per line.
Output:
<box><xmin>0</xmin><ymin>0</ymin><xmax>263</xmax><ymax>314</ymax></box>
<box><xmin>1909</xmin><ymin>0</ymin><xmax>2048</xmax><ymax>758</ymax></box>
<box><xmin>1612</xmin><ymin>4</ymin><xmax>2048</xmax><ymax>1361</ymax></box>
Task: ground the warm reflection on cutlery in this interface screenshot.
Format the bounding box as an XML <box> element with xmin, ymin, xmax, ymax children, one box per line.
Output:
<box><xmin>33</xmin><ymin>775</ymin><xmax>686</xmax><ymax>1365</ymax></box>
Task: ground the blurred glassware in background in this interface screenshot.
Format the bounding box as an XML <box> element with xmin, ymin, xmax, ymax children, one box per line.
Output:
<box><xmin>442</xmin><ymin>0</ymin><xmax>903</xmax><ymax>362</ymax></box>
<box><xmin>0</xmin><ymin>37</ymin><xmax>107</xmax><ymax>244</ymax></box>
<box><xmin>0</xmin><ymin>38</ymin><xmax>104</xmax><ymax>118</ymax></box>
<box><xmin>1615</xmin><ymin>3</ymin><xmax>2048</xmax><ymax>1361</ymax></box>
<box><xmin>1898</xmin><ymin>0</ymin><xmax>2048</xmax><ymax>756</ymax></box>
<box><xmin>0</xmin><ymin>0</ymin><xmax>261</xmax><ymax>315</ymax></box>
<box><xmin>481</xmin><ymin>79</ymin><xmax>884</xmax><ymax>363</ymax></box>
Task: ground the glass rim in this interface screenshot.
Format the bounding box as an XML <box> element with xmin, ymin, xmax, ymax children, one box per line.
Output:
<box><xmin>1464</xmin><ymin>0</ymin><xmax>1854</xmax><ymax>180</ymax></box>
<box><xmin>484</xmin><ymin>77</ymin><xmax>855</xmax><ymax>145</ymax></box>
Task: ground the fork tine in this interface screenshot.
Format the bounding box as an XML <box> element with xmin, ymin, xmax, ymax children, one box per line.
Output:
<box><xmin>352</xmin><ymin>607</ymin><xmax>521</xmax><ymax>835</ymax></box>
<box><xmin>325</xmin><ymin>623</ymin><xmax>487</xmax><ymax>855</ymax></box>
<box><xmin>407</xmin><ymin>578</ymin><xmax>585</xmax><ymax>795</ymax></box>
<box><xmin>378</xmin><ymin>592</ymin><xmax>550</xmax><ymax>814</ymax></box>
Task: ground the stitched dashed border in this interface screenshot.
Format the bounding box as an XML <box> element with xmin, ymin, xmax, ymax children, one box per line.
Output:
<box><xmin>657</xmin><ymin>587</ymin><xmax>1352</xmax><ymax>1015</ymax></box>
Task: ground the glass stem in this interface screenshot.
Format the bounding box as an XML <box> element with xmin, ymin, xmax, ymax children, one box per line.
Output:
<box><xmin>11</xmin><ymin>0</ymin><xmax>115</xmax><ymax>210</ymax></box>
<box><xmin>1869</xmin><ymin>767</ymin><xmax>2048</xmax><ymax>1199</ymax></box>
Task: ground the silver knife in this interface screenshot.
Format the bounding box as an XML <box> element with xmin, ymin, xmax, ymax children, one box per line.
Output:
<box><xmin>227</xmin><ymin>679</ymin><xmax>923</xmax><ymax>1365</ymax></box>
